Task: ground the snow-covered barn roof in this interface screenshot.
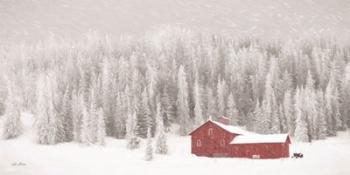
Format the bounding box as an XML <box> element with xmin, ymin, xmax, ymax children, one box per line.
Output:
<box><xmin>211</xmin><ymin>120</ymin><xmax>251</xmax><ymax>135</ymax></box>
<box><xmin>230</xmin><ymin>134</ymin><xmax>290</xmax><ymax>144</ymax></box>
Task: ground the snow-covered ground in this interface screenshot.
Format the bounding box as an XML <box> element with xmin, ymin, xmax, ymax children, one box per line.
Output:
<box><xmin>1</xmin><ymin>113</ymin><xmax>350</xmax><ymax>175</ymax></box>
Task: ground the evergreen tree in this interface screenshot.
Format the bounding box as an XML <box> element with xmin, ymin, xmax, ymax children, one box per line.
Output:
<box><xmin>80</xmin><ymin>93</ymin><xmax>92</xmax><ymax>145</ymax></box>
<box><xmin>34</xmin><ymin>75</ymin><xmax>58</xmax><ymax>145</ymax></box>
<box><xmin>144</xmin><ymin>127</ymin><xmax>153</xmax><ymax>161</ymax></box>
<box><xmin>206</xmin><ymin>86</ymin><xmax>217</xmax><ymax>120</ymax></box>
<box><xmin>155</xmin><ymin>101</ymin><xmax>168</xmax><ymax>154</ymax></box>
<box><xmin>126</xmin><ymin>112</ymin><xmax>140</xmax><ymax>150</ymax></box>
<box><xmin>72</xmin><ymin>90</ymin><xmax>82</xmax><ymax>142</ymax></box>
<box><xmin>97</xmin><ymin>108</ymin><xmax>106</xmax><ymax>145</ymax></box>
<box><xmin>325</xmin><ymin>76</ymin><xmax>338</xmax><ymax>136</ymax></box>
<box><xmin>314</xmin><ymin>90</ymin><xmax>327</xmax><ymax>139</ymax></box>
<box><xmin>217</xmin><ymin>78</ymin><xmax>227</xmax><ymax>116</ymax></box>
<box><xmin>305</xmin><ymin>71</ymin><xmax>317</xmax><ymax>140</ymax></box>
<box><xmin>294</xmin><ymin>88</ymin><xmax>309</xmax><ymax>142</ymax></box>
<box><xmin>114</xmin><ymin>92</ymin><xmax>125</xmax><ymax>138</ymax></box>
<box><xmin>226</xmin><ymin>92</ymin><xmax>239</xmax><ymax>125</ymax></box>
<box><xmin>102</xmin><ymin>57</ymin><xmax>115</xmax><ymax>136</ymax></box>
<box><xmin>260</xmin><ymin>71</ymin><xmax>278</xmax><ymax>134</ymax></box>
<box><xmin>333</xmin><ymin>88</ymin><xmax>343</xmax><ymax>130</ymax></box>
<box><xmin>2</xmin><ymin>82</ymin><xmax>22</xmax><ymax>139</ymax></box>
<box><xmin>283</xmin><ymin>90</ymin><xmax>294</xmax><ymax>136</ymax></box>
<box><xmin>279</xmin><ymin>104</ymin><xmax>287</xmax><ymax>133</ymax></box>
<box><xmin>61</xmin><ymin>86</ymin><xmax>73</xmax><ymax>142</ymax></box>
<box><xmin>251</xmin><ymin>100</ymin><xmax>262</xmax><ymax>132</ymax></box>
<box><xmin>177</xmin><ymin>65</ymin><xmax>191</xmax><ymax>136</ymax></box>
<box><xmin>136</xmin><ymin>89</ymin><xmax>151</xmax><ymax>138</ymax></box>
<box><xmin>251</xmin><ymin>54</ymin><xmax>267</xmax><ymax>102</ymax></box>
<box><xmin>161</xmin><ymin>86</ymin><xmax>174</xmax><ymax>130</ymax></box>
<box><xmin>259</xmin><ymin>98</ymin><xmax>271</xmax><ymax>134</ymax></box>
<box><xmin>89</xmin><ymin>86</ymin><xmax>99</xmax><ymax>144</ymax></box>
<box><xmin>193</xmin><ymin>77</ymin><xmax>204</xmax><ymax>126</ymax></box>
<box><xmin>270</xmin><ymin>94</ymin><xmax>281</xmax><ymax>133</ymax></box>
<box><xmin>281</xmin><ymin>70</ymin><xmax>293</xmax><ymax>95</ymax></box>
<box><xmin>341</xmin><ymin>63</ymin><xmax>350</xmax><ymax>128</ymax></box>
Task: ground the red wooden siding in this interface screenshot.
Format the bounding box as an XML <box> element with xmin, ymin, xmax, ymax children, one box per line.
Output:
<box><xmin>230</xmin><ymin>143</ymin><xmax>289</xmax><ymax>158</ymax></box>
<box><xmin>191</xmin><ymin>121</ymin><xmax>236</xmax><ymax>157</ymax></box>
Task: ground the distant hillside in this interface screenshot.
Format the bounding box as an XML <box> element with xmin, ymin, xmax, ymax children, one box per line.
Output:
<box><xmin>0</xmin><ymin>0</ymin><xmax>349</xmax><ymax>45</ymax></box>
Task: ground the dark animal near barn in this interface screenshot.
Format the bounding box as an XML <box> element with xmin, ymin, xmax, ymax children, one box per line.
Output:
<box><xmin>292</xmin><ymin>153</ymin><xmax>303</xmax><ymax>158</ymax></box>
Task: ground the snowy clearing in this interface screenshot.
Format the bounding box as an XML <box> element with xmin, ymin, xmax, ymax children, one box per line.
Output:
<box><xmin>1</xmin><ymin>114</ymin><xmax>350</xmax><ymax>175</ymax></box>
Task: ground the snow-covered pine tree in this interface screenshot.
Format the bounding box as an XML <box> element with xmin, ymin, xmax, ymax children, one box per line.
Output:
<box><xmin>325</xmin><ymin>75</ymin><xmax>337</xmax><ymax>136</ymax></box>
<box><xmin>102</xmin><ymin>57</ymin><xmax>115</xmax><ymax>136</ymax></box>
<box><xmin>341</xmin><ymin>63</ymin><xmax>350</xmax><ymax>128</ymax></box>
<box><xmin>226</xmin><ymin>92</ymin><xmax>239</xmax><ymax>125</ymax></box>
<box><xmin>78</xmin><ymin>69</ymin><xmax>90</xmax><ymax>104</ymax></box>
<box><xmin>89</xmin><ymin>85</ymin><xmax>99</xmax><ymax>144</ymax></box>
<box><xmin>144</xmin><ymin>127</ymin><xmax>153</xmax><ymax>161</ymax></box>
<box><xmin>48</xmin><ymin>92</ymin><xmax>59</xmax><ymax>145</ymax></box>
<box><xmin>279</xmin><ymin>104</ymin><xmax>287</xmax><ymax>133</ymax></box>
<box><xmin>80</xmin><ymin>93</ymin><xmax>92</xmax><ymax>145</ymax></box>
<box><xmin>97</xmin><ymin>107</ymin><xmax>106</xmax><ymax>145</ymax></box>
<box><xmin>333</xmin><ymin>88</ymin><xmax>343</xmax><ymax>130</ymax></box>
<box><xmin>60</xmin><ymin>85</ymin><xmax>73</xmax><ymax>142</ymax></box>
<box><xmin>136</xmin><ymin>88</ymin><xmax>151</xmax><ymax>138</ymax></box>
<box><xmin>2</xmin><ymin>82</ymin><xmax>22</xmax><ymax>139</ymax></box>
<box><xmin>251</xmin><ymin>53</ymin><xmax>267</xmax><ymax>102</ymax></box>
<box><xmin>114</xmin><ymin>92</ymin><xmax>125</xmax><ymax>139</ymax></box>
<box><xmin>314</xmin><ymin>89</ymin><xmax>327</xmax><ymax>139</ymax></box>
<box><xmin>206</xmin><ymin>86</ymin><xmax>217</xmax><ymax>120</ymax></box>
<box><xmin>305</xmin><ymin>71</ymin><xmax>317</xmax><ymax>140</ymax></box>
<box><xmin>270</xmin><ymin>93</ymin><xmax>281</xmax><ymax>133</ymax></box>
<box><xmin>48</xmin><ymin>74</ymin><xmax>65</xmax><ymax>144</ymax></box>
<box><xmin>294</xmin><ymin>88</ymin><xmax>309</xmax><ymax>142</ymax></box>
<box><xmin>267</xmin><ymin>57</ymin><xmax>283</xmax><ymax>103</ymax></box>
<box><xmin>281</xmin><ymin>70</ymin><xmax>293</xmax><ymax>96</ymax></box>
<box><xmin>250</xmin><ymin>100</ymin><xmax>261</xmax><ymax>132</ymax></box>
<box><xmin>193</xmin><ymin>76</ymin><xmax>204</xmax><ymax>127</ymax></box>
<box><xmin>72</xmin><ymin>90</ymin><xmax>82</xmax><ymax>142</ymax></box>
<box><xmin>283</xmin><ymin>90</ymin><xmax>294</xmax><ymax>136</ymax></box>
<box><xmin>161</xmin><ymin>86</ymin><xmax>173</xmax><ymax>130</ymax></box>
<box><xmin>217</xmin><ymin>78</ymin><xmax>227</xmax><ymax>117</ymax></box>
<box><xmin>146</xmin><ymin>63</ymin><xmax>158</xmax><ymax>113</ymax></box>
<box><xmin>177</xmin><ymin>65</ymin><xmax>191</xmax><ymax>136</ymax></box>
<box><xmin>155</xmin><ymin>101</ymin><xmax>168</xmax><ymax>154</ymax></box>
<box><xmin>126</xmin><ymin>112</ymin><xmax>140</xmax><ymax>150</ymax></box>
<box><xmin>34</xmin><ymin>74</ymin><xmax>58</xmax><ymax>145</ymax></box>
<box><xmin>259</xmin><ymin>98</ymin><xmax>271</xmax><ymax>134</ymax></box>
<box><xmin>259</xmin><ymin>71</ymin><xmax>276</xmax><ymax>134</ymax></box>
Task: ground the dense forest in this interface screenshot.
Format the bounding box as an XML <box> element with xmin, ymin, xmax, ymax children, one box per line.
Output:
<box><xmin>1</xmin><ymin>29</ymin><xmax>350</xmax><ymax>147</ymax></box>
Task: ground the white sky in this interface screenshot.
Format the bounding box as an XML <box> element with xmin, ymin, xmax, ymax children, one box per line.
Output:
<box><xmin>0</xmin><ymin>0</ymin><xmax>349</xmax><ymax>44</ymax></box>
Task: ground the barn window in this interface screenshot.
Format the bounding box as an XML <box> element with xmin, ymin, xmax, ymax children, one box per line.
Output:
<box><xmin>208</xmin><ymin>128</ymin><xmax>213</xmax><ymax>136</ymax></box>
<box><xmin>196</xmin><ymin>139</ymin><xmax>202</xmax><ymax>147</ymax></box>
<box><xmin>220</xmin><ymin>139</ymin><xmax>225</xmax><ymax>146</ymax></box>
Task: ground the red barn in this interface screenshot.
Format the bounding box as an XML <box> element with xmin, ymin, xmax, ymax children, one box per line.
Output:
<box><xmin>189</xmin><ymin>117</ymin><xmax>291</xmax><ymax>159</ymax></box>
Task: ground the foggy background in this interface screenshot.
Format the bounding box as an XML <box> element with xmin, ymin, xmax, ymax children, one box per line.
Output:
<box><xmin>1</xmin><ymin>0</ymin><xmax>349</xmax><ymax>45</ymax></box>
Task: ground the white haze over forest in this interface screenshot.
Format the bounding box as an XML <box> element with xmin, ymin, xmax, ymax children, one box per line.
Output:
<box><xmin>0</xmin><ymin>0</ymin><xmax>350</xmax><ymax>175</ymax></box>
<box><xmin>0</xmin><ymin>0</ymin><xmax>350</xmax><ymax>45</ymax></box>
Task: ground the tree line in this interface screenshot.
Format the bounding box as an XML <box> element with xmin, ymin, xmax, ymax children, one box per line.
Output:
<box><xmin>1</xmin><ymin>29</ymin><xmax>350</xmax><ymax>146</ymax></box>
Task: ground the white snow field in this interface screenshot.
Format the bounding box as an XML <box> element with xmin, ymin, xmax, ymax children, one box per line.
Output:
<box><xmin>0</xmin><ymin>0</ymin><xmax>350</xmax><ymax>45</ymax></box>
<box><xmin>1</xmin><ymin>113</ymin><xmax>350</xmax><ymax>175</ymax></box>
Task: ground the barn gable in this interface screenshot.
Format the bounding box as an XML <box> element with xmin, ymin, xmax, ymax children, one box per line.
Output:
<box><xmin>189</xmin><ymin>119</ymin><xmax>248</xmax><ymax>136</ymax></box>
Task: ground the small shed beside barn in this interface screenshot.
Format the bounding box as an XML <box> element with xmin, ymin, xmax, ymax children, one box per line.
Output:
<box><xmin>189</xmin><ymin>117</ymin><xmax>291</xmax><ymax>159</ymax></box>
